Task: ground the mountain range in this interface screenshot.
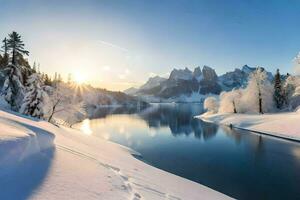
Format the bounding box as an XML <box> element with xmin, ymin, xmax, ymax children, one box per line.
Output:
<box><xmin>124</xmin><ymin>65</ymin><xmax>274</xmax><ymax>102</ymax></box>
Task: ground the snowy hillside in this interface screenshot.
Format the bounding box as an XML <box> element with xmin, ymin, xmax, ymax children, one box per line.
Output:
<box><xmin>0</xmin><ymin>109</ymin><xmax>230</xmax><ymax>200</ymax></box>
<box><xmin>198</xmin><ymin>112</ymin><xmax>300</xmax><ymax>142</ymax></box>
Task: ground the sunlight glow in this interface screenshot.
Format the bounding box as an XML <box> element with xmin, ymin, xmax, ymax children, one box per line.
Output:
<box><xmin>80</xmin><ymin>119</ymin><xmax>93</xmax><ymax>135</ymax></box>
<box><xmin>74</xmin><ymin>72</ymin><xmax>87</xmax><ymax>84</ymax></box>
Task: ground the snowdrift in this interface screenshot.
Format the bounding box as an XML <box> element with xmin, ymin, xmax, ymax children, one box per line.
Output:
<box><xmin>198</xmin><ymin>112</ymin><xmax>300</xmax><ymax>142</ymax></box>
<box><xmin>0</xmin><ymin>110</ymin><xmax>230</xmax><ymax>200</ymax></box>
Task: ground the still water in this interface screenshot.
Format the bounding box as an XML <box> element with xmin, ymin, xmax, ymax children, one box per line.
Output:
<box><xmin>77</xmin><ymin>103</ymin><xmax>300</xmax><ymax>200</ymax></box>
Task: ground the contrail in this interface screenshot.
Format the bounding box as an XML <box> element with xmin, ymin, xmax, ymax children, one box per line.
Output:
<box><xmin>98</xmin><ymin>40</ymin><xmax>129</xmax><ymax>52</ymax></box>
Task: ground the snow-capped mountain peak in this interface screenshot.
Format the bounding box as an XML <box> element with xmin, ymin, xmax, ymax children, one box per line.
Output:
<box><xmin>140</xmin><ymin>75</ymin><xmax>167</xmax><ymax>90</ymax></box>
<box><xmin>202</xmin><ymin>65</ymin><xmax>218</xmax><ymax>81</ymax></box>
<box><xmin>169</xmin><ymin>67</ymin><xmax>193</xmax><ymax>81</ymax></box>
<box><xmin>241</xmin><ymin>65</ymin><xmax>256</xmax><ymax>74</ymax></box>
<box><xmin>193</xmin><ymin>66</ymin><xmax>203</xmax><ymax>81</ymax></box>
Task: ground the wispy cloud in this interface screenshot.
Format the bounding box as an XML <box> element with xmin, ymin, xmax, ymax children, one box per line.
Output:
<box><xmin>98</xmin><ymin>40</ymin><xmax>129</xmax><ymax>52</ymax></box>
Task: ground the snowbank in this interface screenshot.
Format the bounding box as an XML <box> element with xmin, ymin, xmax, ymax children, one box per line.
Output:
<box><xmin>0</xmin><ymin>110</ymin><xmax>230</xmax><ymax>200</ymax></box>
<box><xmin>198</xmin><ymin>112</ymin><xmax>300</xmax><ymax>142</ymax></box>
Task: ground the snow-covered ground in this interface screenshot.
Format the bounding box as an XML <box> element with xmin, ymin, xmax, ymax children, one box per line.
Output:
<box><xmin>0</xmin><ymin>110</ymin><xmax>230</xmax><ymax>200</ymax></box>
<box><xmin>198</xmin><ymin>112</ymin><xmax>300</xmax><ymax>142</ymax></box>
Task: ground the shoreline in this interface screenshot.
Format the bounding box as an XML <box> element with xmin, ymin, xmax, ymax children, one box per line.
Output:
<box><xmin>0</xmin><ymin>109</ymin><xmax>231</xmax><ymax>200</ymax></box>
<box><xmin>197</xmin><ymin>112</ymin><xmax>300</xmax><ymax>143</ymax></box>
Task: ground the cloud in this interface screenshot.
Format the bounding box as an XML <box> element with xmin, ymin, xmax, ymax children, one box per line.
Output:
<box><xmin>98</xmin><ymin>40</ymin><xmax>129</xmax><ymax>52</ymax></box>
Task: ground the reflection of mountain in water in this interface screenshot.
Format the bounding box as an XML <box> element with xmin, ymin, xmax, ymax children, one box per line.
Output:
<box><xmin>139</xmin><ymin>104</ymin><xmax>218</xmax><ymax>140</ymax></box>
<box><xmin>88</xmin><ymin>103</ymin><xmax>219</xmax><ymax>140</ymax></box>
<box><xmin>88</xmin><ymin>106</ymin><xmax>147</xmax><ymax>119</ymax></box>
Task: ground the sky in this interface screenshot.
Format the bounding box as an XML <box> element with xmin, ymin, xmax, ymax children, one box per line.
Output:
<box><xmin>1</xmin><ymin>0</ymin><xmax>300</xmax><ymax>91</ymax></box>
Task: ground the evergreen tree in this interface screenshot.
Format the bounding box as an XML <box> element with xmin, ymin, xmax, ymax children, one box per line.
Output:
<box><xmin>7</xmin><ymin>31</ymin><xmax>29</xmax><ymax>65</ymax></box>
<box><xmin>67</xmin><ymin>73</ymin><xmax>73</xmax><ymax>84</ymax></box>
<box><xmin>44</xmin><ymin>74</ymin><xmax>52</xmax><ymax>86</ymax></box>
<box><xmin>20</xmin><ymin>73</ymin><xmax>48</xmax><ymax>118</ymax></box>
<box><xmin>32</xmin><ymin>62</ymin><xmax>37</xmax><ymax>73</ymax></box>
<box><xmin>2</xmin><ymin>37</ymin><xmax>8</xmax><ymax>55</ymax></box>
<box><xmin>37</xmin><ymin>63</ymin><xmax>41</xmax><ymax>74</ymax></box>
<box><xmin>0</xmin><ymin>37</ymin><xmax>9</xmax><ymax>67</ymax></box>
<box><xmin>273</xmin><ymin>69</ymin><xmax>284</xmax><ymax>109</ymax></box>
<box><xmin>1</xmin><ymin>64</ymin><xmax>25</xmax><ymax>110</ymax></box>
<box><xmin>0</xmin><ymin>54</ymin><xmax>3</xmax><ymax>67</ymax></box>
<box><xmin>54</xmin><ymin>72</ymin><xmax>58</xmax><ymax>82</ymax></box>
<box><xmin>58</xmin><ymin>73</ymin><xmax>62</xmax><ymax>82</ymax></box>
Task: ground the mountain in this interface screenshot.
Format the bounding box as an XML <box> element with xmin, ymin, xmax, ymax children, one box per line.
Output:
<box><xmin>127</xmin><ymin>66</ymin><xmax>221</xmax><ymax>101</ymax></box>
<box><xmin>169</xmin><ymin>67</ymin><xmax>193</xmax><ymax>81</ymax></box>
<box><xmin>140</xmin><ymin>76</ymin><xmax>167</xmax><ymax>90</ymax></box>
<box><xmin>125</xmin><ymin>64</ymin><xmax>274</xmax><ymax>103</ymax></box>
<box><xmin>124</xmin><ymin>87</ymin><xmax>139</xmax><ymax>95</ymax></box>
<box><xmin>218</xmin><ymin>65</ymin><xmax>251</xmax><ymax>90</ymax></box>
<box><xmin>219</xmin><ymin>65</ymin><xmax>273</xmax><ymax>90</ymax></box>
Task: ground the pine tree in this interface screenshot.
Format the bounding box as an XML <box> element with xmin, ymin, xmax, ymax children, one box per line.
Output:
<box><xmin>67</xmin><ymin>73</ymin><xmax>72</xmax><ymax>84</ymax></box>
<box><xmin>32</xmin><ymin>62</ymin><xmax>37</xmax><ymax>73</ymax></box>
<box><xmin>58</xmin><ymin>73</ymin><xmax>62</xmax><ymax>82</ymax></box>
<box><xmin>273</xmin><ymin>69</ymin><xmax>284</xmax><ymax>109</ymax></box>
<box><xmin>7</xmin><ymin>32</ymin><xmax>29</xmax><ymax>65</ymax></box>
<box><xmin>20</xmin><ymin>73</ymin><xmax>48</xmax><ymax>118</ymax></box>
<box><xmin>0</xmin><ymin>37</ymin><xmax>9</xmax><ymax>67</ymax></box>
<box><xmin>1</xmin><ymin>64</ymin><xmax>25</xmax><ymax>110</ymax></box>
<box><xmin>2</xmin><ymin>37</ymin><xmax>8</xmax><ymax>55</ymax></box>
<box><xmin>44</xmin><ymin>74</ymin><xmax>52</xmax><ymax>86</ymax></box>
<box><xmin>54</xmin><ymin>72</ymin><xmax>58</xmax><ymax>82</ymax></box>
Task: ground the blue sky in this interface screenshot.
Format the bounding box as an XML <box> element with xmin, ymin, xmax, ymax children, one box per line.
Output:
<box><xmin>1</xmin><ymin>0</ymin><xmax>300</xmax><ymax>90</ymax></box>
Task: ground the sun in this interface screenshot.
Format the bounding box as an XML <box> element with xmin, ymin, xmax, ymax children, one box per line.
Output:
<box><xmin>74</xmin><ymin>72</ymin><xmax>86</xmax><ymax>84</ymax></box>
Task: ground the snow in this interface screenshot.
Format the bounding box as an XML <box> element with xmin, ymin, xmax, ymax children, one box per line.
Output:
<box><xmin>0</xmin><ymin>110</ymin><xmax>230</xmax><ymax>200</ymax></box>
<box><xmin>198</xmin><ymin>112</ymin><xmax>300</xmax><ymax>142</ymax></box>
<box><xmin>204</xmin><ymin>96</ymin><xmax>218</xmax><ymax>113</ymax></box>
<box><xmin>169</xmin><ymin>68</ymin><xmax>193</xmax><ymax>81</ymax></box>
<box><xmin>140</xmin><ymin>76</ymin><xmax>167</xmax><ymax>90</ymax></box>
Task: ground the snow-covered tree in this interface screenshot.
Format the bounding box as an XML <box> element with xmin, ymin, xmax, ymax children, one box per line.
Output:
<box><xmin>219</xmin><ymin>89</ymin><xmax>242</xmax><ymax>113</ymax></box>
<box><xmin>20</xmin><ymin>73</ymin><xmax>49</xmax><ymax>119</ymax></box>
<box><xmin>282</xmin><ymin>75</ymin><xmax>300</xmax><ymax>110</ymax></box>
<box><xmin>204</xmin><ymin>96</ymin><xmax>218</xmax><ymax>114</ymax></box>
<box><xmin>294</xmin><ymin>52</ymin><xmax>300</xmax><ymax>74</ymax></box>
<box><xmin>239</xmin><ymin>68</ymin><xmax>274</xmax><ymax>114</ymax></box>
<box><xmin>273</xmin><ymin>69</ymin><xmax>284</xmax><ymax>109</ymax></box>
<box><xmin>1</xmin><ymin>64</ymin><xmax>25</xmax><ymax>110</ymax></box>
<box><xmin>47</xmin><ymin>82</ymin><xmax>85</xmax><ymax>125</ymax></box>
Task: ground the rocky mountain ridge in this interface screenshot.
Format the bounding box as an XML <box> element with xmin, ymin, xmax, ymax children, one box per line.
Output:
<box><xmin>124</xmin><ymin>65</ymin><xmax>274</xmax><ymax>102</ymax></box>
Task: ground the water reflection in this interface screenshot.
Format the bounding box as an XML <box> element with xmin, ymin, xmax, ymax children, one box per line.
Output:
<box><xmin>88</xmin><ymin>106</ymin><xmax>146</xmax><ymax>119</ymax></box>
<box><xmin>77</xmin><ymin>103</ymin><xmax>300</xmax><ymax>200</ymax></box>
<box><xmin>139</xmin><ymin>104</ymin><xmax>218</xmax><ymax>140</ymax></box>
<box><xmin>88</xmin><ymin>103</ymin><xmax>219</xmax><ymax>141</ymax></box>
<box><xmin>80</xmin><ymin>119</ymin><xmax>92</xmax><ymax>135</ymax></box>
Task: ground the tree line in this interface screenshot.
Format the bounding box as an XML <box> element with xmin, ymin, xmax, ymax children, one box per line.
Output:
<box><xmin>0</xmin><ymin>31</ymin><xmax>73</xmax><ymax>121</ymax></box>
<box><xmin>204</xmin><ymin>67</ymin><xmax>299</xmax><ymax>115</ymax></box>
